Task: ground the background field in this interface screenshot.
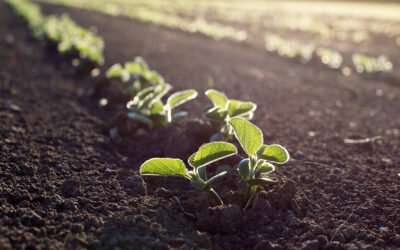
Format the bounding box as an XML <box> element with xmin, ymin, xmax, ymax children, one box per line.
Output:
<box><xmin>1</xmin><ymin>0</ymin><xmax>400</xmax><ymax>249</ymax></box>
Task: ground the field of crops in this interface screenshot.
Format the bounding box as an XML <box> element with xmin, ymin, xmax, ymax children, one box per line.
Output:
<box><xmin>1</xmin><ymin>0</ymin><xmax>400</xmax><ymax>249</ymax></box>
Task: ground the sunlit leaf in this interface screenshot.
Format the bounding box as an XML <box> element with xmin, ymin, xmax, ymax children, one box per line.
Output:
<box><xmin>167</xmin><ymin>89</ymin><xmax>198</xmax><ymax>109</ymax></box>
<box><xmin>204</xmin><ymin>106</ymin><xmax>227</xmax><ymax>122</ymax></box>
<box><xmin>205</xmin><ymin>89</ymin><xmax>228</xmax><ymax>107</ymax></box>
<box><xmin>227</xmin><ymin>100</ymin><xmax>256</xmax><ymax>117</ymax></box>
<box><xmin>150</xmin><ymin>101</ymin><xmax>164</xmax><ymax>115</ymax></box>
<box><xmin>257</xmin><ymin>144</ymin><xmax>290</xmax><ymax>164</ymax></box>
<box><xmin>105</xmin><ymin>63</ymin><xmax>123</xmax><ymax>79</ymax></box>
<box><xmin>188</xmin><ymin>142</ymin><xmax>237</xmax><ymax>168</ymax></box>
<box><xmin>140</xmin><ymin>158</ymin><xmax>187</xmax><ymax>176</ymax></box>
<box><xmin>228</xmin><ymin>118</ymin><xmax>263</xmax><ymax>157</ymax></box>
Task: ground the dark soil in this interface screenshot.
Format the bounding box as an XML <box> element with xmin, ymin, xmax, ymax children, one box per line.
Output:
<box><xmin>1</xmin><ymin>1</ymin><xmax>400</xmax><ymax>249</ymax></box>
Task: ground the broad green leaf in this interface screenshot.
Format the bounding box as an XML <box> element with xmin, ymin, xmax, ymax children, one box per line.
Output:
<box><xmin>150</xmin><ymin>101</ymin><xmax>164</xmax><ymax>115</ymax></box>
<box><xmin>132</xmin><ymin>86</ymin><xmax>155</xmax><ymax>106</ymax></box>
<box><xmin>125</xmin><ymin>61</ymin><xmax>142</xmax><ymax>74</ymax></box>
<box><xmin>188</xmin><ymin>142</ymin><xmax>237</xmax><ymax>168</ymax></box>
<box><xmin>204</xmin><ymin>106</ymin><xmax>227</xmax><ymax>122</ymax></box>
<box><xmin>171</xmin><ymin>111</ymin><xmax>188</xmax><ymax>124</ymax></box>
<box><xmin>140</xmin><ymin>158</ymin><xmax>187</xmax><ymax>177</ymax></box>
<box><xmin>257</xmin><ymin>144</ymin><xmax>290</xmax><ymax>164</ymax></box>
<box><xmin>228</xmin><ymin>118</ymin><xmax>263</xmax><ymax>157</ymax></box>
<box><xmin>167</xmin><ymin>89</ymin><xmax>198</xmax><ymax>109</ymax></box>
<box><xmin>238</xmin><ymin>158</ymin><xmax>250</xmax><ymax>180</ymax></box>
<box><xmin>227</xmin><ymin>100</ymin><xmax>257</xmax><ymax>117</ymax></box>
<box><xmin>205</xmin><ymin>89</ymin><xmax>228</xmax><ymax>107</ymax></box>
<box><xmin>134</xmin><ymin>56</ymin><xmax>149</xmax><ymax>70</ymax></box>
<box><xmin>203</xmin><ymin>171</ymin><xmax>227</xmax><ymax>191</ymax></box>
<box><xmin>127</xmin><ymin>112</ymin><xmax>152</xmax><ymax>125</ymax></box>
<box><xmin>106</xmin><ymin>64</ymin><xmax>124</xmax><ymax>79</ymax></box>
<box><xmin>146</xmin><ymin>71</ymin><xmax>164</xmax><ymax>84</ymax></box>
<box><xmin>255</xmin><ymin>161</ymin><xmax>275</xmax><ymax>178</ymax></box>
<box><xmin>141</xmin><ymin>84</ymin><xmax>171</xmax><ymax>109</ymax></box>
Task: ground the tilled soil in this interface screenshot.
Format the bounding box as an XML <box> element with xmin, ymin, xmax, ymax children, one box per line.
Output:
<box><xmin>1</xmin><ymin>1</ymin><xmax>400</xmax><ymax>249</ymax></box>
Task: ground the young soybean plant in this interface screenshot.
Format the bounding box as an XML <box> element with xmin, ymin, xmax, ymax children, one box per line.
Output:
<box><xmin>204</xmin><ymin>89</ymin><xmax>256</xmax><ymax>142</ymax></box>
<box><xmin>228</xmin><ymin>118</ymin><xmax>290</xmax><ymax>210</ymax></box>
<box><xmin>126</xmin><ymin>84</ymin><xmax>197</xmax><ymax>127</ymax></box>
<box><xmin>106</xmin><ymin>57</ymin><xmax>164</xmax><ymax>96</ymax></box>
<box><xmin>140</xmin><ymin>142</ymin><xmax>237</xmax><ymax>205</ymax></box>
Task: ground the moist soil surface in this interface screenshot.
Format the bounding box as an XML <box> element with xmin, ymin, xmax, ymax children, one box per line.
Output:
<box><xmin>1</xmin><ymin>1</ymin><xmax>400</xmax><ymax>249</ymax></box>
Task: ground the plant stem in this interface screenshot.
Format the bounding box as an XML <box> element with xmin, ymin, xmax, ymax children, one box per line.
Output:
<box><xmin>209</xmin><ymin>188</ymin><xmax>224</xmax><ymax>205</ymax></box>
<box><xmin>166</xmin><ymin>106</ymin><xmax>172</xmax><ymax>123</ymax></box>
<box><xmin>243</xmin><ymin>187</ymin><xmax>257</xmax><ymax>211</ymax></box>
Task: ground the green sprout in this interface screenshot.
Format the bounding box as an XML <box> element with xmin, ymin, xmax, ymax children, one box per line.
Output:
<box><xmin>140</xmin><ymin>142</ymin><xmax>238</xmax><ymax>205</ymax></box>
<box><xmin>352</xmin><ymin>53</ymin><xmax>393</xmax><ymax>75</ymax></box>
<box><xmin>228</xmin><ymin>118</ymin><xmax>290</xmax><ymax>210</ymax></box>
<box><xmin>106</xmin><ymin>57</ymin><xmax>164</xmax><ymax>96</ymax></box>
<box><xmin>203</xmin><ymin>89</ymin><xmax>256</xmax><ymax>142</ymax></box>
<box><xmin>42</xmin><ymin>14</ymin><xmax>105</xmax><ymax>69</ymax></box>
<box><xmin>126</xmin><ymin>84</ymin><xmax>197</xmax><ymax>127</ymax></box>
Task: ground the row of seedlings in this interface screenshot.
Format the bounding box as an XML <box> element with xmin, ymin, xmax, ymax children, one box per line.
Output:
<box><xmin>264</xmin><ymin>34</ymin><xmax>394</xmax><ymax>77</ymax></box>
<box><xmin>104</xmin><ymin>59</ymin><xmax>290</xmax><ymax>210</ymax></box>
<box><xmin>6</xmin><ymin>0</ymin><xmax>104</xmax><ymax>72</ymax></box>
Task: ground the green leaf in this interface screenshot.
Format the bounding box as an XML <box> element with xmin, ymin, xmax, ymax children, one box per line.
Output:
<box><xmin>125</xmin><ymin>61</ymin><xmax>142</xmax><ymax>75</ymax></box>
<box><xmin>150</xmin><ymin>101</ymin><xmax>164</xmax><ymax>115</ymax></box>
<box><xmin>188</xmin><ymin>142</ymin><xmax>237</xmax><ymax>168</ymax></box>
<box><xmin>247</xmin><ymin>178</ymin><xmax>276</xmax><ymax>186</ymax></box>
<box><xmin>131</xmin><ymin>86</ymin><xmax>155</xmax><ymax>107</ymax></box>
<box><xmin>127</xmin><ymin>112</ymin><xmax>152</xmax><ymax>125</ymax></box>
<box><xmin>140</xmin><ymin>158</ymin><xmax>188</xmax><ymax>177</ymax></box>
<box><xmin>146</xmin><ymin>71</ymin><xmax>164</xmax><ymax>84</ymax></box>
<box><xmin>141</xmin><ymin>84</ymin><xmax>171</xmax><ymax>109</ymax></box>
<box><xmin>203</xmin><ymin>171</ymin><xmax>227</xmax><ymax>191</ymax></box>
<box><xmin>205</xmin><ymin>89</ymin><xmax>228</xmax><ymax>107</ymax></box>
<box><xmin>257</xmin><ymin>144</ymin><xmax>290</xmax><ymax>164</ymax></box>
<box><xmin>105</xmin><ymin>63</ymin><xmax>123</xmax><ymax>79</ymax></box>
<box><xmin>227</xmin><ymin>100</ymin><xmax>257</xmax><ymax>117</ymax></box>
<box><xmin>228</xmin><ymin>118</ymin><xmax>263</xmax><ymax>157</ymax></box>
<box><xmin>204</xmin><ymin>106</ymin><xmax>227</xmax><ymax>122</ymax></box>
<box><xmin>238</xmin><ymin>158</ymin><xmax>250</xmax><ymax>180</ymax></box>
<box><xmin>255</xmin><ymin>161</ymin><xmax>275</xmax><ymax>177</ymax></box>
<box><xmin>167</xmin><ymin>89</ymin><xmax>198</xmax><ymax>109</ymax></box>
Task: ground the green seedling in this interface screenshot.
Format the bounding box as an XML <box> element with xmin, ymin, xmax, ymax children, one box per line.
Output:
<box><xmin>6</xmin><ymin>0</ymin><xmax>45</xmax><ymax>39</ymax></box>
<box><xmin>228</xmin><ymin>118</ymin><xmax>290</xmax><ymax>210</ymax></box>
<box><xmin>204</xmin><ymin>89</ymin><xmax>256</xmax><ymax>142</ymax></box>
<box><xmin>316</xmin><ymin>48</ymin><xmax>343</xmax><ymax>69</ymax></box>
<box><xmin>106</xmin><ymin>57</ymin><xmax>164</xmax><ymax>96</ymax></box>
<box><xmin>140</xmin><ymin>142</ymin><xmax>238</xmax><ymax>205</ymax></box>
<box><xmin>126</xmin><ymin>84</ymin><xmax>197</xmax><ymax>127</ymax></box>
<box><xmin>352</xmin><ymin>53</ymin><xmax>392</xmax><ymax>75</ymax></box>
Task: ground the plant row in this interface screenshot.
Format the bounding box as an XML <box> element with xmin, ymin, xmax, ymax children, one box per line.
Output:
<box><xmin>264</xmin><ymin>34</ymin><xmax>393</xmax><ymax>75</ymax></box>
<box><xmin>8</xmin><ymin>0</ymin><xmax>291</xmax><ymax>210</ymax></box>
<box><xmin>104</xmin><ymin>58</ymin><xmax>289</xmax><ymax>209</ymax></box>
<box><xmin>37</xmin><ymin>0</ymin><xmax>248</xmax><ymax>42</ymax></box>
<box><xmin>6</xmin><ymin>0</ymin><xmax>105</xmax><ymax>71</ymax></box>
